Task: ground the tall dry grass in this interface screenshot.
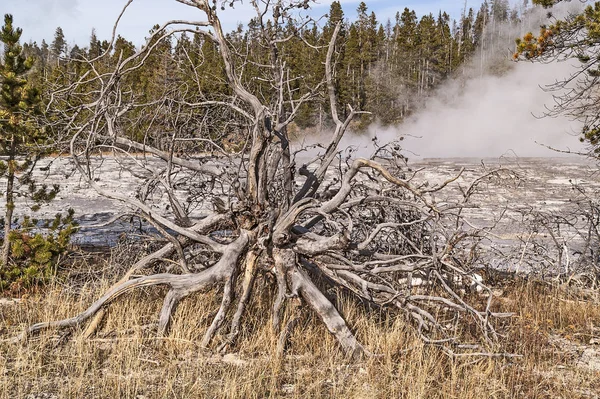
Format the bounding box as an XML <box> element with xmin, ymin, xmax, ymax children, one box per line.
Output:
<box><xmin>1</xmin><ymin>268</ymin><xmax>599</xmax><ymax>398</ymax></box>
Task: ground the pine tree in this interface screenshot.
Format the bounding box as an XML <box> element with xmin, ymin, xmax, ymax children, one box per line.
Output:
<box><xmin>416</xmin><ymin>14</ymin><xmax>436</xmax><ymax>94</ymax></box>
<box><xmin>395</xmin><ymin>8</ymin><xmax>418</xmax><ymax>81</ymax></box>
<box><xmin>344</xmin><ymin>2</ymin><xmax>379</xmax><ymax>116</ymax></box>
<box><xmin>88</xmin><ymin>28</ymin><xmax>101</xmax><ymax>59</ymax></box>
<box><xmin>113</xmin><ymin>35</ymin><xmax>136</xmax><ymax>60</ymax></box>
<box><xmin>491</xmin><ymin>0</ymin><xmax>509</xmax><ymax>23</ymax></box>
<box><xmin>38</xmin><ymin>39</ymin><xmax>50</xmax><ymax>79</ymax></box>
<box><xmin>436</xmin><ymin>12</ymin><xmax>454</xmax><ymax>78</ymax></box>
<box><xmin>474</xmin><ymin>1</ymin><xmax>489</xmax><ymax>47</ymax></box>
<box><xmin>0</xmin><ymin>14</ymin><xmax>58</xmax><ymax>267</ymax></box>
<box><xmin>321</xmin><ymin>2</ymin><xmax>348</xmax><ymax>121</ymax></box>
<box><xmin>50</xmin><ymin>27</ymin><xmax>66</xmax><ymax>63</ymax></box>
<box><xmin>391</xmin><ymin>8</ymin><xmax>419</xmax><ymax>118</ymax></box>
<box><xmin>456</xmin><ymin>8</ymin><xmax>475</xmax><ymax>65</ymax></box>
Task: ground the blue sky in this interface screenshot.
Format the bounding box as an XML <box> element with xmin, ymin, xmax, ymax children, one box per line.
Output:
<box><xmin>1</xmin><ymin>0</ymin><xmax>489</xmax><ymax>48</ymax></box>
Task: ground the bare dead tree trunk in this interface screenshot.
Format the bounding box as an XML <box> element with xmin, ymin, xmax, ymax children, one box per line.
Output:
<box><xmin>11</xmin><ymin>0</ymin><xmax>511</xmax><ymax>357</ymax></box>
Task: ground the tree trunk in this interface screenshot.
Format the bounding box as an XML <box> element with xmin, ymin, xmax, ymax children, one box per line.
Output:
<box><xmin>1</xmin><ymin>149</ymin><xmax>15</xmax><ymax>268</ymax></box>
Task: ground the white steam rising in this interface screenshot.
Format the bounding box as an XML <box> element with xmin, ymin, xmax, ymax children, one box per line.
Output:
<box><xmin>393</xmin><ymin>60</ymin><xmax>585</xmax><ymax>158</ymax></box>
<box><xmin>347</xmin><ymin>2</ymin><xmax>587</xmax><ymax>159</ymax></box>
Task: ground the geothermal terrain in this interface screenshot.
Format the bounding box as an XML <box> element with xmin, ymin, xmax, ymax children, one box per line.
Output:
<box><xmin>6</xmin><ymin>156</ymin><xmax>595</xmax><ymax>246</ymax></box>
<box><xmin>0</xmin><ymin>155</ymin><xmax>597</xmax><ymax>275</ymax></box>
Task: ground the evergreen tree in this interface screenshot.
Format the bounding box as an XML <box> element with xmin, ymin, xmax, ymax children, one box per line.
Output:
<box><xmin>89</xmin><ymin>28</ymin><xmax>101</xmax><ymax>58</ymax></box>
<box><xmin>416</xmin><ymin>14</ymin><xmax>435</xmax><ymax>94</ymax></box>
<box><xmin>39</xmin><ymin>39</ymin><xmax>50</xmax><ymax>79</ymax></box>
<box><xmin>69</xmin><ymin>44</ymin><xmax>83</xmax><ymax>59</ymax></box>
<box><xmin>457</xmin><ymin>8</ymin><xmax>476</xmax><ymax>64</ymax></box>
<box><xmin>50</xmin><ymin>27</ymin><xmax>66</xmax><ymax>62</ymax></box>
<box><xmin>344</xmin><ymin>2</ymin><xmax>379</xmax><ymax>116</ymax></box>
<box><xmin>491</xmin><ymin>0</ymin><xmax>510</xmax><ymax>23</ymax></box>
<box><xmin>434</xmin><ymin>12</ymin><xmax>453</xmax><ymax>80</ymax></box>
<box><xmin>0</xmin><ymin>14</ymin><xmax>59</xmax><ymax>267</ymax></box>
<box><xmin>321</xmin><ymin>1</ymin><xmax>348</xmax><ymax>120</ymax></box>
<box><xmin>395</xmin><ymin>8</ymin><xmax>418</xmax><ymax>81</ymax></box>
<box><xmin>113</xmin><ymin>35</ymin><xmax>136</xmax><ymax>60</ymax></box>
<box><xmin>474</xmin><ymin>1</ymin><xmax>489</xmax><ymax>47</ymax></box>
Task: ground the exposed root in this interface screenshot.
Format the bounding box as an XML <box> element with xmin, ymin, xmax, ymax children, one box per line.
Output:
<box><xmin>274</xmin><ymin>248</ymin><xmax>366</xmax><ymax>358</ymax></box>
<box><xmin>201</xmin><ymin>272</ymin><xmax>236</xmax><ymax>347</ymax></box>
<box><xmin>219</xmin><ymin>250</ymin><xmax>259</xmax><ymax>352</ymax></box>
<box><xmin>158</xmin><ymin>290</ymin><xmax>184</xmax><ymax>336</ymax></box>
<box><xmin>17</xmin><ymin>231</ymin><xmax>249</xmax><ymax>343</ymax></box>
<box><xmin>82</xmin><ymin>308</ymin><xmax>106</xmax><ymax>339</ymax></box>
<box><xmin>120</xmin><ymin>213</ymin><xmax>232</xmax><ymax>282</ymax></box>
<box><xmin>276</xmin><ymin>299</ymin><xmax>302</xmax><ymax>358</ymax></box>
<box><xmin>272</xmin><ymin>252</ymin><xmax>288</xmax><ymax>335</ymax></box>
<box><xmin>277</xmin><ymin>316</ymin><xmax>302</xmax><ymax>358</ymax></box>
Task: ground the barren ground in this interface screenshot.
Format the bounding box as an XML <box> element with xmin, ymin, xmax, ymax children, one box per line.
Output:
<box><xmin>3</xmin><ymin>156</ymin><xmax>597</xmax><ymax>252</ymax></box>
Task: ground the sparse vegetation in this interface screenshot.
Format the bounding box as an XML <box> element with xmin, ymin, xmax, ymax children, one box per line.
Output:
<box><xmin>1</xmin><ymin>262</ymin><xmax>599</xmax><ymax>398</ymax></box>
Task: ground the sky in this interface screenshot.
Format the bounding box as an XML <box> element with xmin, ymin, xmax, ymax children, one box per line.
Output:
<box><xmin>1</xmin><ymin>0</ymin><xmax>487</xmax><ymax>47</ymax></box>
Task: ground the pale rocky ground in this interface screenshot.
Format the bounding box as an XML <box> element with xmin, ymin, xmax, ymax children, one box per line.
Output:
<box><xmin>412</xmin><ymin>157</ymin><xmax>600</xmax><ymax>271</ymax></box>
<box><xmin>0</xmin><ymin>156</ymin><xmax>597</xmax><ymax>251</ymax></box>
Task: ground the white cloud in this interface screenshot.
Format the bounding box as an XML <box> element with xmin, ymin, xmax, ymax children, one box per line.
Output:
<box><xmin>3</xmin><ymin>0</ymin><xmax>268</xmax><ymax>46</ymax></box>
<box><xmin>4</xmin><ymin>0</ymin><xmax>80</xmax><ymax>17</ymax></box>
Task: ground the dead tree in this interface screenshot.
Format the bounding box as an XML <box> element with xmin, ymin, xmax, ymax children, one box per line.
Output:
<box><xmin>16</xmin><ymin>0</ymin><xmax>511</xmax><ymax>356</ymax></box>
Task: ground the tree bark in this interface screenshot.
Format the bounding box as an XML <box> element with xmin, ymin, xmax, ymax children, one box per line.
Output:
<box><xmin>1</xmin><ymin>149</ymin><xmax>16</xmax><ymax>268</ymax></box>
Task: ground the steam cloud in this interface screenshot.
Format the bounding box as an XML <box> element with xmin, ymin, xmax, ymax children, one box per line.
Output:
<box><xmin>394</xmin><ymin>60</ymin><xmax>585</xmax><ymax>158</ymax></box>
<box><xmin>347</xmin><ymin>1</ymin><xmax>587</xmax><ymax>159</ymax></box>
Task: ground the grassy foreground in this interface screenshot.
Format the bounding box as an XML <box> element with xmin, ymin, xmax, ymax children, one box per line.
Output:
<box><xmin>1</xmin><ymin>262</ymin><xmax>599</xmax><ymax>398</ymax></box>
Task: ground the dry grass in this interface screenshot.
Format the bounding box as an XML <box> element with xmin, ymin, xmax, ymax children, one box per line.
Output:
<box><xmin>1</xmin><ymin>269</ymin><xmax>599</xmax><ymax>398</ymax></box>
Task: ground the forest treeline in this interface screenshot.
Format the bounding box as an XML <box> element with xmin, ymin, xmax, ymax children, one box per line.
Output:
<box><xmin>20</xmin><ymin>0</ymin><xmax>533</xmax><ymax>141</ymax></box>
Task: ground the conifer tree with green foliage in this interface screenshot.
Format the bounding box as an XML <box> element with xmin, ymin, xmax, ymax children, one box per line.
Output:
<box><xmin>0</xmin><ymin>14</ymin><xmax>74</xmax><ymax>291</ymax></box>
<box><xmin>50</xmin><ymin>27</ymin><xmax>66</xmax><ymax>63</ymax></box>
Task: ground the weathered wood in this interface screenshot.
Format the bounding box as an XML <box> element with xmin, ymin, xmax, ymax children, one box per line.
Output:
<box><xmin>14</xmin><ymin>0</ymin><xmax>509</xmax><ymax>357</ymax></box>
